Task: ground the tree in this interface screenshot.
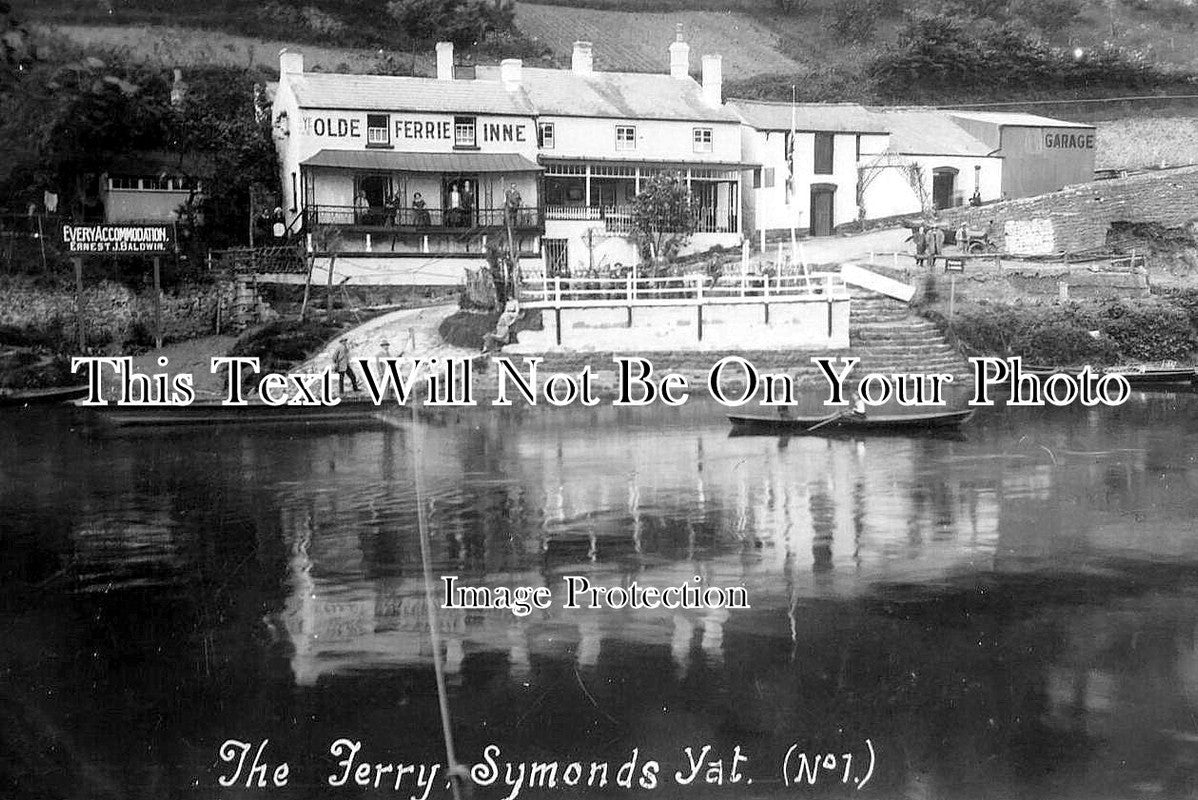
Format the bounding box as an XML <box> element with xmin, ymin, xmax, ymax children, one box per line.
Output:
<box><xmin>629</xmin><ymin>172</ymin><xmax>698</xmax><ymax>264</ymax></box>
<box><xmin>386</xmin><ymin>0</ymin><xmax>515</xmax><ymax>51</ymax></box>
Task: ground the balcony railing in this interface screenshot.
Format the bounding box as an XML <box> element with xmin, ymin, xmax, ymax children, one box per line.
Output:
<box><xmin>544</xmin><ymin>204</ymin><xmax>736</xmax><ymax>234</ymax></box>
<box><xmin>520</xmin><ymin>272</ymin><xmax>847</xmax><ymax>308</ymax></box>
<box><xmin>305</xmin><ymin>205</ymin><xmax>543</xmax><ymax>231</ymax></box>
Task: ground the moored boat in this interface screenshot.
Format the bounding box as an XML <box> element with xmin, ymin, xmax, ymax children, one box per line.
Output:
<box><xmin>82</xmin><ymin>397</ymin><xmax>391</xmax><ymax>428</ymax></box>
<box><xmin>1023</xmin><ymin>364</ymin><xmax>1197</xmax><ymax>386</ymax></box>
<box><xmin>0</xmin><ymin>385</ymin><xmax>90</xmax><ymax>408</ymax></box>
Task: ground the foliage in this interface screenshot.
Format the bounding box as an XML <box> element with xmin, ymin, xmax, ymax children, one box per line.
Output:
<box><xmin>229</xmin><ymin>318</ymin><xmax>343</xmax><ymax>373</ymax></box>
<box><xmin>0</xmin><ymin>39</ymin><xmax>277</xmax><ymax>261</ymax></box>
<box><xmin>827</xmin><ymin>0</ymin><xmax>891</xmax><ymax>45</ymax></box>
<box><xmin>629</xmin><ymin>171</ymin><xmax>699</xmax><ymax>263</ymax></box>
<box><xmin>866</xmin><ymin>10</ymin><xmax>1169</xmax><ymax>101</ymax></box>
<box><xmin>386</xmin><ymin>0</ymin><xmax>516</xmax><ymax>50</ymax></box>
<box><xmin>939</xmin><ymin>298</ymin><xmax>1198</xmax><ymax>365</ymax></box>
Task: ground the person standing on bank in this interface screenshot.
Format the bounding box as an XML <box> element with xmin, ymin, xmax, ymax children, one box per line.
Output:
<box><xmin>332</xmin><ymin>336</ymin><xmax>359</xmax><ymax>394</ymax></box>
<box><xmin>927</xmin><ymin>224</ymin><xmax>946</xmax><ymax>269</ymax></box>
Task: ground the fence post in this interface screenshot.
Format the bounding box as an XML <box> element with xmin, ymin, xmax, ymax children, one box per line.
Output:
<box><xmin>553</xmin><ymin>276</ymin><xmax>561</xmax><ymax>304</ymax></box>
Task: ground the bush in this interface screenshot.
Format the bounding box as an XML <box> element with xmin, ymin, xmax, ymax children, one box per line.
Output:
<box><xmin>937</xmin><ymin>299</ymin><xmax>1198</xmax><ymax>365</ymax></box>
<box><xmin>229</xmin><ymin>318</ymin><xmax>342</xmax><ymax>372</ymax></box>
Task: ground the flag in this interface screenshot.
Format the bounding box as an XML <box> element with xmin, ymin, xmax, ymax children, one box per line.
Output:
<box><xmin>785</xmin><ymin>85</ymin><xmax>796</xmax><ymax>203</ymax></box>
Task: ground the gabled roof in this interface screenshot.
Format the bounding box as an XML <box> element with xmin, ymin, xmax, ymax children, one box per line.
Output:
<box><xmin>728</xmin><ymin>100</ymin><xmax>888</xmax><ymax>134</ymax></box>
<box><xmin>287</xmin><ymin>72</ymin><xmax>535</xmax><ymax>116</ymax></box>
<box><xmin>476</xmin><ymin>65</ymin><xmax>738</xmax><ymax>123</ymax></box>
<box><xmin>868</xmin><ymin>109</ymin><xmax>995</xmax><ymax>157</ymax></box>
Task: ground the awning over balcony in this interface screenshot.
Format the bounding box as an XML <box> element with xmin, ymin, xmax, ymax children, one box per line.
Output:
<box><xmin>300</xmin><ymin>149</ymin><xmax>542</xmax><ymax>173</ymax></box>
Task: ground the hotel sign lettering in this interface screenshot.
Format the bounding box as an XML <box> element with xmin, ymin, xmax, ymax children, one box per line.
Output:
<box><xmin>62</xmin><ymin>223</ymin><xmax>174</xmax><ymax>255</ymax></box>
<box><xmin>302</xmin><ymin>114</ymin><xmax>530</xmax><ymax>143</ymax></box>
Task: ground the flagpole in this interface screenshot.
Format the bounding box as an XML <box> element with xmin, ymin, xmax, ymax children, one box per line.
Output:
<box><xmin>789</xmin><ymin>85</ymin><xmax>797</xmax><ymax>275</ymax></box>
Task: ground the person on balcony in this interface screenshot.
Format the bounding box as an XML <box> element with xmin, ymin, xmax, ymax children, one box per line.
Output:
<box><xmin>462</xmin><ymin>180</ymin><xmax>475</xmax><ymax>226</ymax></box>
<box><xmin>383</xmin><ymin>191</ymin><xmax>399</xmax><ymax>226</ymax></box>
<box><xmin>412</xmin><ymin>192</ymin><xmax>430</xmax><ymax>227</ymax></box>
<box><xmin>448</xmin><ymin>183</ymin><xmax>463</xmax><ymax>227</ymax></box>
<box><xmin>353</xmin><ymin>191</ymin><xmax>369</xmax><ymax>225</ymax></box>
<box><xmin>504</xmin><ymin>182</ymin><xmax>522</xmax><ymax>228</ymax></box>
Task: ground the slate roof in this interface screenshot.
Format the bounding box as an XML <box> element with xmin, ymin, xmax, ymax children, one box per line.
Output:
<box><xmin>287</xmin><ymin>72</ymin><xmax>535</xmax><ymax>116</ymax></box>
<box><xmin>728</xmin><ymin>100</ymin><xmax>888</xmax><ymax>133</ymax></box>
<box><xmin>867</xmin><ymin>109</ymin><xmax>995</xmax><ymax>157</ymax></box>
<box><xmin>947</xmin><ymin>110</ymin><xmax>1094</xmax><ymax>129</ymax></box>
<box><xmin>474</xmin><ymin>65</ymin><xmax>737</xmax><ymax>122</ymax></box>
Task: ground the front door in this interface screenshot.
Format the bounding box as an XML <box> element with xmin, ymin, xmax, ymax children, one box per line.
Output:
<box><xmin>933</xmin><ymin>168</ymin><xmax>957</xmax><ymax>210</ymax></box>
<box><xmin>810</xmin><ymin>185</ymin><xmax>835</xmax><ymax>237</ymax></box>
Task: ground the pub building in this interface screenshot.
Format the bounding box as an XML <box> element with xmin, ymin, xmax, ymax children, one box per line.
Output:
<box><xmin>269</xmin><ymin>31</ymin><xmax>747</xmax><ymax>286</ymax></box>
<box><xmin>270</xmin><ymin>32</ymin><xmax>1096</xmax><ymax>286</ymax></box>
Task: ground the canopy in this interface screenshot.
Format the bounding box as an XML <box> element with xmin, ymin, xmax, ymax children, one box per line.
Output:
<box><xmin>301</xmin><ymin>149</ymin><xmax>542</xmax><ymax>173</ymax></box>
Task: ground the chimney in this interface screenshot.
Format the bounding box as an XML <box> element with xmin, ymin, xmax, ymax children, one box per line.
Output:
<box><xmin>436</xmin><ymin>41</ymin><xmax>454</xmax><ymax>80</ymax></box>
<box><xmin>669</xmin><ymin>24</ymin><xmax>689</xmax><ymax>79</ymax></box>
<box><xmin>279</xmin><ymin>49</ymin><xmax>304</xmax><ymax>75</ymax></box>
<box><xmin>702</xmin><ymin>53</ymin><xmax>722</xmax><ymax>105</ymax></box>
<box><xmin>500</xmin><ymin>58</ymin><xmax>522</xmax><ymax>89</ymax></box>
<box><xmin>572</xmin><ymin>41</ymin><xmax>593</xmax><ymax>75</ymax></box>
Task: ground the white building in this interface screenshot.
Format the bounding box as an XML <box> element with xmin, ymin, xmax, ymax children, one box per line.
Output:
<box><xmin>733</xmin><ymin>102</ymin><xmax>1095</xmax><ymax>238</ymax></box>
<box><xmin>270</xmin><ymin>33</ymin><xmax>747</xmax><ymax>286</ymax></box>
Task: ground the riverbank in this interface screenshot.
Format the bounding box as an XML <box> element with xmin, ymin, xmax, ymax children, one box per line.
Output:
<box><xmin>924</xmin><ymin>292</ymin><xmax>1198</xmax><ymax>367</ymax></box>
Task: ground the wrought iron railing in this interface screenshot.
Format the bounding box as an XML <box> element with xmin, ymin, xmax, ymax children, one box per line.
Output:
<box><xmin>304</xmin><ymin>205</ymin><xmax>542</xmax><ymax>230</ymax></box>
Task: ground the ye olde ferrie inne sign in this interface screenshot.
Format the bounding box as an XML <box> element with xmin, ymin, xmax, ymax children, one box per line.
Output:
<box><xmin>61</xmin><ymin>222</ymin><xmax>175</xmax><ymax>255</ymax></box>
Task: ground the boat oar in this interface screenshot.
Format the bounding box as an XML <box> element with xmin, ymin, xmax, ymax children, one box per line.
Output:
<box><xmin>805</xmin><ymin>409</ymin><xmax>851</xmax><ymax>432</ymax></box>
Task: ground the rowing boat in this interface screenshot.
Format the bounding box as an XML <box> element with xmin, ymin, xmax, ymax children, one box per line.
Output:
<box><xmin>727</xmin><ymin>408</ymin><xmax>974</xmax><ymax>434</ymax></box>
<box><xmin>1023</xmin><ymin>364</ymin><xmax>1197</xmax><ymax>386</ymax></box>
<box><xmin>0</xmin><ymin>385</ymin><xmax>90</xmax><ymax>408</ymax></box>
<box><xmin>84</xmin><ymin>398</ymin><xmax>390</xmax><ymax>428</ymax></box>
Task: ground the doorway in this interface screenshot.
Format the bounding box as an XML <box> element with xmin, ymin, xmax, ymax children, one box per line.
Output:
<box><xmin>809</xmin><ymin>185</ymin><xmax>835</xmax><ymax>237</ymax></box>
<box><xmin>932</xmin><ymin>167</ymin><xmax>958</xmax><ymax>210</ymax></box>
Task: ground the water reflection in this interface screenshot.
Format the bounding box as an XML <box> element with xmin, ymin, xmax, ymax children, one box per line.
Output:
<box><xmin>3</xmin><ymin>394</ymin><xmax>1198</xmax><ymax>798</ymax></box>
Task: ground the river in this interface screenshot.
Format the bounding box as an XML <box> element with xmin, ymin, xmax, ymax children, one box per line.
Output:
<box><xmin>3</xmin><ymin>395</ymin><xmax>1198</xmax><ymax>799</ymax></box>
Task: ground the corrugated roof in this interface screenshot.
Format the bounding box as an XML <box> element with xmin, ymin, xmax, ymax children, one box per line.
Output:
<box><xmin>868</xmin><ymin>109</ymin><xmax>994</xmax><ymax>156</ymax></box>
<box><xmin>947</xmin><ymin>110</ymin><xmax>1094</xmax><ymax>129</ymax></box>
<box><xmin>301</xmin><ymin>150</ymin><xmax>541</xmax><ymax>172</ymax></box>
<box><xmin>289</xmin><ymin>72</ymin><xmax>535</xmax><ymax>115</ymax></box>
<box><xmin>728</xmin><ymin>100</ymin><xmax>889</xmax><ymax>133</ymax></box>
<box><xmin>476</xmin><ymin>65</ymin><xmax>738</xmax><ymax>122</ymax></box>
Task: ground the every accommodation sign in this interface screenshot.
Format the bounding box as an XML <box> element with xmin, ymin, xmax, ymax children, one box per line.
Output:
<box><xmin>62</xmin><ymin>223</ymin><xmax>174</xmax><ymax>255</ymax></box>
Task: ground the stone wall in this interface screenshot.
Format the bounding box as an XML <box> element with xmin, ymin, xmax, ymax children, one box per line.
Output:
<box><xmin>940</xmin><ymin>165</ymin><xmax>1198</xmax><ymax>255</ymax></box>
<box><xmin>0</xmin><ymin>278</ymin><xmax>275</xmax><ymax>348</ymax></box>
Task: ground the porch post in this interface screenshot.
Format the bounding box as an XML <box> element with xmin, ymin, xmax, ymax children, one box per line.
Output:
<box><xmin>584</xmin><ymin>165</ymin><xmax>591</xmax><ymax>210</ymax></box>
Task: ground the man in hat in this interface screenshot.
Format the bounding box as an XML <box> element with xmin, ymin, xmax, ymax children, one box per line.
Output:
<box><xmin>373</xmin><ymin>338</ymin><xmax>398</xmax><ymax>382</ymax></box>
<box><xmin>332</xmin><ymin>336</ymin><xmax>359</xmax><ymax>394</ymax></box>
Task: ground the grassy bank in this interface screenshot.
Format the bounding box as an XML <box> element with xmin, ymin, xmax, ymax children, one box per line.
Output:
<box><xmin>927</xmin><ymin>294</ymin><xmax>1198</xmax><ymax>366</ymax></box>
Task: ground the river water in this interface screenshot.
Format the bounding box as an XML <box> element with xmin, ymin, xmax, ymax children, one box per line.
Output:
<box><xmin>4</xmin><ymin>395</ymin><xmax>1198</xmax><ymax>799</ymax></box>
